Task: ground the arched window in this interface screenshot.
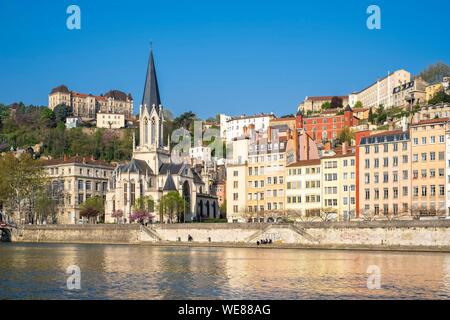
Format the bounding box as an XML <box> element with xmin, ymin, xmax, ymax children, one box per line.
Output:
<box><xmin>144</xmin><ymin>118</ymin><xmax>148</xmax><ymax>144</ymax></box>
<box><xmin>151</xmin><ymin>118</ymin><xmax>156</xmax><ymax>145</ymax></box>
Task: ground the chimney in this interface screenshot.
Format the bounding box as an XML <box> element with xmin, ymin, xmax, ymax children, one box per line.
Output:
<box><xmin>342</xmin><ymin>142</ymin><xmax>348</xmax><ymax>155</ymax></box>
<box><xmin>63</xmin><ymin>154</ymin><xmax>68</xmax><ymax>161</ymax></box>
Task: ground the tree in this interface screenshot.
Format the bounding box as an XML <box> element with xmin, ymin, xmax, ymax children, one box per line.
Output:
<box><xmin>40</xmin><ymin>108</ymin><xmax>56</xmax><ymax>128</ymax></box>
<box><xmin>321</xmin><ymin>102</ymin><xmax>331</xmax><ymax>110</ymax></box>
<box><xmin>53</xmin><ymin>104</ymin><xmax>69</xmax><ymax>123</ymax></box>
<box><xmin>368</xmin><ymin>108</ymin><xmax>375</xmax><ymax>124</ymax></box>
<box><xmin>338</xmin><ymin>126</ymin><xmax>355</xmax><ymax>145</ymax></box>
<box><xmin>111</xmin><ymin>209</ymin><xmax>124</xmax><ymax>224</ymax></box>
<box><xmin>129</xmin><ymin>210</ymin><xmax>154</xmax><ymax>224</ymax></box>
<box><xmin>219</xmin><ymin>200</ymin><xmax>227</xmax><ymax>218</ymax></box>
<box><xmin>0</xmin><ymin>153</ymin><xmax>47</xmax><ymax>224</ymax></box>
<box><xmin>158</xmin><ymin>191</ymin><xmax>186</xmax><ymax>223</ymax></box>
<box><xmin>80</xmin><ymin>196</ymin><xmax>104</xmax><ymax>224</ymax></box>
<box><xmin>330</xmin><ymin>96</ymin><xmax>344</xmax><ymax>109</ymax></box>
<box><xmin>133</xmin><ymin>196</ymin><xmax>155</xmax><ymax>213</ymax></box>
<box><xmin>418</xmin><ymin>62</ymin><xmax>450</xmax><ymax>85</ymax></box>
<box><xmin>354</xmin><ymin>101</ymin><xmax>363</xmax><ymax>109</ymax></box>
<box><xmin>173</xmin><ymin>111</ymin><xmax>197</xmax><ymax>131</ymax></box>
<box><xmin>428</xmin><ymin>91</ymin><xmax>450</xmax><ymax>105</ymax></box>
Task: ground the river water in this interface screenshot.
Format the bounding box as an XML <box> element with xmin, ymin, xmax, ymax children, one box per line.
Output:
<box><xmin>1</xmin><ymin>243</ymin><xmax>450</xmax><ymax>299</ymax></box>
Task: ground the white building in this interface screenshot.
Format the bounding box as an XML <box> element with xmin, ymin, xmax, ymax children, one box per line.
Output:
<box><xmin>221</xmin><ymin>114</ymin><xmax>274</xmax><ymax>142</ymax></box>
<box><xmin>446</xmin><ymin>128</ymin><xmax>450</xmax><ymax>216</ymax></box>
<box><xmin>96</xmin><ymin>113</ymin><xmax>125</xmax><ymax>129</ymax></box>
<box><xmin>66</xmin><ymin>117</ymin><xmax>81</xmax><ymax>129</ymax></box>
<box><xmin>285</xmin><ymin>159</ymin><xmax>322</xmax><ymax>219</ymax></box>
<box><xmin>189</xmin><ymin>146</ymin><xmax>212</xmax><ymax>164</ymax></box>
<box><xmin>349</xmin><ymin>69</ymin><xmax>411</xmax><ymax>109</ymax></box>
<box><xmin>226</xmin><ymin>138</ymin><xmax>250</xmax><ymax>222</ymax></box>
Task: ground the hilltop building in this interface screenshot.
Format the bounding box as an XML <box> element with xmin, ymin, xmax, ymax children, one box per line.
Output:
<box><xmin>48</xmin><ymin>85</ymin><xmax>133</xmax><ymax>120</ymax></box>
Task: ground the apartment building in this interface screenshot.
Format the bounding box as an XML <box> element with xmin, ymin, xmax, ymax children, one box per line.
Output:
<box><xmin>49</xmin><ymin>85</ymin><xmax>133</xmax><ymax>120</ymax></box>
<box><xmin>426</xmin><ymin>83</ymin><xmax>444</xmax><ymax>102</ymax></box>
<box><xmin>221</xmin><ymin>113</ymin><xmax>274</xmax><ymax>142</ymax></box>
<box><xmin>416</xmin><ymin>103</ymin><xmax>450</xmax><ymax>120</ymax></box>
<box><xmin>358</xmin><ymin>130</ymin><xmax>411</xmax><ymax>217</ymax></box>
<box><xmin>349</xmin><ymin>69</ymin><xmax>411</xmax><ymax>109</ymax></box>
<box><xmin>298</xmin><ymin>96</ymin><xmax>349</xmax><ymax>113</ymax></box>
<box><xmin>321</xmin><ymin>144</ymin><xmax>356</xmax><ymax>221</ymax></box>
<box><xmin>285</xmin><ymin>159</ymin><xmax>322</xmax><ymax>218</ymax></box>
<box><xmin>43</xmin><ymin>156</ymin><xmax>114</xmax><ymax>224</ymax></box>
<box><xmin>96</xmin><ymin>113</ymin><xmax>126</xmax><ymax>129</ymax></box>
<box><xmin>226</xmin><ymin>138</ymin><xmax>249</xmax><ymax>222</ymax></box>
<box><xmin>410</xmin><ymin>118</ymin><xmax>448</xmax><ymax>216</ymax></box>
<box><xmin>392</xmin><ymin>78</ymin><xmax>428</xmax><ymax>108</ymax></box>
<box><xmin>296</xmin><ymin>106</ymin><xmax>357</xmax><ymax>143</ymax></box>
<box><xmin>246</xmin><ymin>139</ymin><xmax>287</xmax><ymax>218</ymax></box>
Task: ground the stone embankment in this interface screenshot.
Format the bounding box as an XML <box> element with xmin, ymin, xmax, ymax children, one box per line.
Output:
<box><xmin>12</xmin><ymin>221</ymin><xmax>450</xmax><ymax>252</ymax></box>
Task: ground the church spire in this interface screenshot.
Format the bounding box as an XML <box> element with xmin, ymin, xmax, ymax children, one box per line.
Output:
<box><xmin>142</xmin><ymin>47</ymin><xmax>161</xmax><ymax>113</ymax></box>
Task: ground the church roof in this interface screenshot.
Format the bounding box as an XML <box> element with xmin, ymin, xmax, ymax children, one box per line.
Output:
<box><xmin>159</xmin><ymin>163</ymin><xmax>184</xmax><ymax>175</ymax></box>
<box><xmin>163</xmin><ymin>174</ymin><xmax>178</xmax><ymax>191</ymax></box>
<box><xmin>142</xmin><ymin>48</ymin><xmax>162</xmax><ymax>114</ymax></box>
<box><xmin>192</xmin><ymin>170</ymin><xmax>205</xmax><ymax>185</ymax></box>
<box><xmin>117</xmin><ymin>159</ymin><xmax>153</xmax><ymax>174</ymax></box>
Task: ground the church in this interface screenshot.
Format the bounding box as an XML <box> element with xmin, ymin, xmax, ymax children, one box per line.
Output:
<box><xmin>105</xmin><ymin>49</ymin><xmax>218</xmax><ymax>223</ymax></box>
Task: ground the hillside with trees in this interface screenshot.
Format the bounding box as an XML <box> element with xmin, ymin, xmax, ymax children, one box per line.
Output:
<box><xmin>0</xmin><ymin>102</ymin><xmax>134</xmax><ymax>162</ymax></box>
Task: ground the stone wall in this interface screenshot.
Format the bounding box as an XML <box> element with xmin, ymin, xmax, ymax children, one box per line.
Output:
<box><xmin>13</xmin><ymin>221</ymin><xmax>450</xmax><ymax>251</ymax></box>
<box><xmin>14</xmin><ymin>224</ymin><xmax>141</xmax><ymax>244</ymax></box>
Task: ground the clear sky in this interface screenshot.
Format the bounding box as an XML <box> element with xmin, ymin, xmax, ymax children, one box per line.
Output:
<box><xmin>0</xmin><ymin>0</ymin><xmax>449</xmax><ymax>119</ymax></box>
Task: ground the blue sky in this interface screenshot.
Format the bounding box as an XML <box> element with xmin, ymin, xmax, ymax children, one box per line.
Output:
<box><xmin>0</xmin><ymin>0</ymin><xmax>449</xmax><ymax>119</ymax></box>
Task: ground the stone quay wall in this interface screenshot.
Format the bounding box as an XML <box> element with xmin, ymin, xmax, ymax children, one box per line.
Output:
<box><xmin>13</xmin><ymin>221</ymin><xmax>450</xmax><ymax>251</ymax></box>
<box><xmin>13</xmin><ymin>224</ymin><xmax>141</xmax><ymax>244</ymax></box>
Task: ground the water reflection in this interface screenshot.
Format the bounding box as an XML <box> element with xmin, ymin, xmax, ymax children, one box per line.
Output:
<box><xmin>1</xmin><ymin>243</ymin><xmax>450</xmax><ymax>300</ymax></box>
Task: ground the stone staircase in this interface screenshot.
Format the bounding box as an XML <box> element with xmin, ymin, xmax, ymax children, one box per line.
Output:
<box><xmin>140</xmin><ymin>225</ymin><xmax>162</xmax><ymax>242</ymax></box>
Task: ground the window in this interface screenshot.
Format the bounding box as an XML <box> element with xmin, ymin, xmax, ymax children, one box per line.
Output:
<box><xmin>233</xmin><ymin>171</ymin><xmax>238</xmax><ymax>177</ymax></box>
<box><xmin>124</xmin><ymin>183</ymin><xmax>128</xmax><ymax>204</ymax></box>
<box><xmin>365</xmin><ymin>159</ymin><xmax>370</xmax><ymax>169</ymax></box>
<box><xmin>365</xmin><ymin>189</ymin><xmax>370</xmax><ymax>200</ymax></box>
<box><xmin>439</xmin><ymin>168</ymin><xmax>445</xmax><ymax>177</ymax></box>
<box><xmin>430</xmin><ymin>185</ymin><xmax>436</xmax><ymax>196</ymax></box>
<box><xmin>86</xmin><ymin>181</ymin><xmax>92</xmax><ymax>191</ymax></box>
<box><xmin>130</xmin><ymin>183</ymin><xmax>135</xmax><ymax>206</ymax></box>
<box><xmin>393</xmin><ymin>157</ymin><xmax>398</xmax><ymax>167</ymax></box>
<box><xmin>439</xmin><ymin>135</ymin><xmax>445</xmax><ymax>143</ymax></box>
<box><xmin>233</xmin><ymin>181</ymin><xmax>238</xmax><ymax>188</ymax></box>
<box><xmin>440</xmin><ymin>185</ymin><xmax>445</xmax><ymax>196</ymax></box>
<box><xmin>233</xmin><ymin>193</ymin><xmax>239</xmax><ymax>200</ymax></box>
<box><xmin>430</xmin><ymin>152</ymin><xmax>436</xmax><ymax>161</ymax></box>
<box><xmin>422</xmin><ymin>137</ymin><xmax>427</xmax><ymax>144</ymax></box>
<box><xmin>422</xmin><ymin>153</ymin><xmax>427</xmax><ymax>162</ymax></box>
<box><xmin>430</xmin><ymin>169</ymin><xmax>436</xmax><ymax>177</ymax></box>
<box><xmin>383</xmin><ymin>158</ymin><xmax>389</xmax><ymax>167</ymax></box>
<box><xmin>393</xmin><ymin>188</ymin><xmax>399</xmax><ymax>199</ymax></box>
<box><xmin>403</xmin><ymin>187</ymin><xmax>408</xmax><ymax>197</ymax></box>
<box><xmin>402</xmin><ymin>155</ymin><xmax>408</xmax><ymax>164</ymax></box>
<box><xmin>374</xmin><ymin>159</ymin><xmax>379</xmax><ymax>168</ymax></box>
<box><xmin>422</xmin><ymin>186</ymin><xmax>427</xmax><ymax>197</ymax></box>
<box><xmin>384</xmin><ymin>144</ymin><xmax>388</xmax><ymax>152</ymax></box>
<box><xmin>383</xmin><ymin>188</ymin><xmax>389</xmax><ymax>199</ymax></box>
<box><xmin>413</xmin><ymin>138</ymin><xmax>419</xmax><ymax>145</ymax></box>
<box><xmin>403</xmin><ymin>170</ymin><xmax>408</xmax><ymax>180</ymax></box>
<box><xmin>383</xmin><ymin>172</ymin><xmax>389</xmax><ymax>183</ymax></box>
<box><xmin>78</xmin><ymin>180</ymin><xmax>84</xmax><ymax>190</ymax></box>
<box><xmin>439</xmin><ymin>152</ymin><xmax>445</xmax><ymax>161</ymax></box>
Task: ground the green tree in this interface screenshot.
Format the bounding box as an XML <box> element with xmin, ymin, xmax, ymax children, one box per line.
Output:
<box><xmin>0</xmin><ymin>153</ymin><xmax>47</xmax><ymax>224</ymax></box>
<box><xmin>330</xmin><ymin>96</ymin><xmax>344</xmax><ymax>109</ymax></box>
<box><xmin>418</xmin><ymin>62</ymin><xmax>450</xmax><ymax>85</ymax></box>
<box><xmin>158</xmin><ymin>191</ymin><xmax>186</xmax><ymax>223</ymax></box>
<box><xmin>219</xmin><ymin>200</ymin><xmax>227</xmax><ymax>218</ymax></box>
<box><xmin>80</xmin><ymin>196</ymin><xmax>104</xmax><ymax>224</ymax></box>
<box><xmin>133</xmin><ymin>196</ymin><xmax>155</xmax><ymax>213</ymax></box>
<box><xmin>338</xmin><ymin>126</ymin><xmax>355</xmax><ymax>145</ymax></box>
<box><xmin>354</xmin><ymin>101</ymin><xmax>363</xmax><ymax>109</ymax></box>
<box><xmin>53</xmin><ymin>104</ymin><xmax>69</xmax><ymax>123</ymax></box>
<box><xmin>428</xmin><ymin>91</ymin><xmax>450</xmax><ymax>105</ymax></box>
<box><xmin>40</xmin><ymin>108</ymin><xmax>56</xmax><ymax>128</ymax></box>
<box><xmin>321</xmin><ymin>102</ymin><xmax>331</xmax><ymax>110</ymax></box>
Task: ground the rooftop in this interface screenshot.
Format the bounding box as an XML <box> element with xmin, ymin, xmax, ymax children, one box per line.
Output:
<box><xmin>42</xmin><ymin>156</ymin><xmax>114</xmax><ymax>168</ymax></box>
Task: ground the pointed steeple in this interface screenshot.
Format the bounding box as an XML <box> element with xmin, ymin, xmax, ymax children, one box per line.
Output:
<box><xmin>142</xmin><ymin>48</ymin><xmax>162</xmax><ymax>114</ymax></box>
